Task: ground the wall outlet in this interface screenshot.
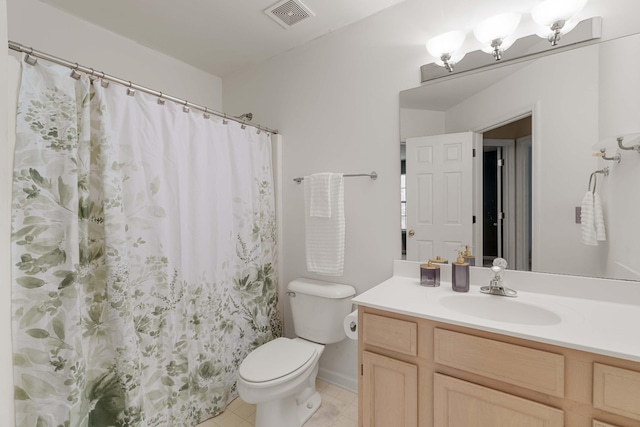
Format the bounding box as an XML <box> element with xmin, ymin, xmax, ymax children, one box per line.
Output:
<box><xmin>575</xmin><ymin>207</ymin><xmax>582</xmax><ymax>224</ymax></box>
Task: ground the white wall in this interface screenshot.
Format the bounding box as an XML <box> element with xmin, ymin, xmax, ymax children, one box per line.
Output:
<box><xmin>223</xmin><ymin>0</ymin><xmax>640</xmax><ymax>390</ymax></box>
<box><xmin>7</xmin><ymin>0</ymin><xmax>222</xmax><ymax>110</ymax></box>
<box><xmin>400</xmin><ymin>108</ymin><xmax>445</xmax><ymax>142</ymax></box>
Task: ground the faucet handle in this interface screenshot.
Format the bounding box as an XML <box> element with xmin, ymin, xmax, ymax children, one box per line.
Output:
<box><xmin>492</xmin><ymin>257</ymin><xmax>508</xmax><ymax>269</ymax></box>
<box><xmin>490</xmin><ymin>265</ymin><xmax>503</xmax><ymax>276</ymax></box>
<box><xmin>481</xmin><ymin>258</ymin><xmax>517</xmax><ymax>297</ymax></box>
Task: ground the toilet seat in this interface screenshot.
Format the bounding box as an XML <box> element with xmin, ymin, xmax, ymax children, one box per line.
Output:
<box><xmin>239</xmin><ymin>337</ymin><xmax>317</xmax><ymax>384</ymax></box>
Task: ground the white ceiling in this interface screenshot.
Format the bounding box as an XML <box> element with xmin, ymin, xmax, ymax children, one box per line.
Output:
<box><xmin>40</xmin><ymin>0</ymin><xmax>406</xmax><ymax>77</ymax></box>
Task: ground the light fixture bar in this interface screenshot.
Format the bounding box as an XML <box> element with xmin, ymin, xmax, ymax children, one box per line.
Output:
<box><xmin>420</xmin><ymin>17</ymin><xmax>601</xmax><ymax>84</ymax></box>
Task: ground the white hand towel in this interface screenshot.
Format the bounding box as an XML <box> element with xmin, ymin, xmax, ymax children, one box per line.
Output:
<box><xmin>304</xmin><ymin>173</ymin><xmax>345</xmax><ymax>276</ymax></box>
<box><xmin>309</xmin><ymin>173</ymin><xmax>332</xmax><ymax>218</ymax></box>
<box><xmin>594</xmin><ymin>193</ymin><xmax>607</xmax><ymax>241</ymax></box>
<box><xmin>580</xmin><ymin>191</ymin><xmax>597</xmax><ymax>246</ymax></box>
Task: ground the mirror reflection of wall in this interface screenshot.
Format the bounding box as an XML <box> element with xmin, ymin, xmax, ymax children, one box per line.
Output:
<box><xmin>400</xmin><ymin>33</ymin><xmax>640</xmax><ymax>282</ymax></box>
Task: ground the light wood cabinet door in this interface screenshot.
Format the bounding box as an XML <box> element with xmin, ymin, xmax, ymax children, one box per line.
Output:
<box><xmin>593</xmin><ymin>421</ymin><xmax>620</xmax><ymax>427</ymax></box>
<box><xmin>434</xmin><ymin>373</ymin><xmax>564</xmax><ymax>427</ymax></box>
<box><xmin>593</xmin><ymin>363</ymin><xmax>640</xmax><ymax>421</ymax></box>
<box><xmin>362</xmin><ymin>351</ymin><xmax>417</xmax><ymax>427</ymax></box>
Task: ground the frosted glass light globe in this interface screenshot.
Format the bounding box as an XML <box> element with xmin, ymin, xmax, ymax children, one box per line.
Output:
<box><xmin>426</xmin><ymin>30</ymin><xmax>466</xmax><ymax>59</ymax></box>
<box><xmin>473</xmin><ymin>12</ymin><xmax>521</xmax><ymax>44</ymax></box>
<box><xmin>531</xmin><ymin>0</ymin><xmax>588</xmax><ymax>26</ymax></box>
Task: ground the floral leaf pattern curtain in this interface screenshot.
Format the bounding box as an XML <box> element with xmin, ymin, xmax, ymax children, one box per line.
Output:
<box><xmin>12</xmin><ymin>62</ymin><xmax>280</xmax><ymax>427</ymax></box>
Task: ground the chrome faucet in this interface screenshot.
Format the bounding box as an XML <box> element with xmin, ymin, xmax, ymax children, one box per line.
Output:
<box><xmin>480</xmin><ymin>258</ymin><xmax>517</xmax><ymax>297</ymax></box>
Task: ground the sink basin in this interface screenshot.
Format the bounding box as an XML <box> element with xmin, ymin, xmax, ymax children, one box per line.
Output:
<box><xmin>439</xmin><ymin>294</ymin><xmax>562</xmax><ymax>326</ymax></box>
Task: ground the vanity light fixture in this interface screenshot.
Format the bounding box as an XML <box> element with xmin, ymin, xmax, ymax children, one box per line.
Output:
<box><xmin>532</xmin><ymin>0</ymin><xmax>588</xmax><ymax>46</ymax></box>
<box><xmin>426</xmin><ymin>30</ymin><xmax>466</xmax><ymax>72</ymax></box>
<box><xmin>473</xmin><ymin>12</ymin><xmax>521</xmax><ymax>60</ymax></box>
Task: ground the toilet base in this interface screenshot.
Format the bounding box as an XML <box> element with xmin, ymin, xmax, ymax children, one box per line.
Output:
<box><xmin>254</xmin><ymin>390</ymin><xmax>321</xmax><ymax>427</ymax></box>
<box><xmin>297</xmin><ymin>390</ymin><xmax>321</xmax><ymax>425</ymax></box>
<box><xmin>239</xmin><ymin>339</ymin><xmax>326</xmax><ymax>427</ymax></box>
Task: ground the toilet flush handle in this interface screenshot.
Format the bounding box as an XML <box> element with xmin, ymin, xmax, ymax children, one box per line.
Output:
<box><xmin>286</xmin><ymin>291</ymin><xmax>296</xmax><ymax>297</ymax></box>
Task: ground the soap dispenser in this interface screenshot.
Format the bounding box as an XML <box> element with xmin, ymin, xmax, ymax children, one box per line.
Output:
<box><xmin>420</xmin><ymin>261</ymin><xmax>440</xmax><ymax>287</ymax></box>
<box><xmin>452</xmin><ymin>249</ymin><xmax>470</xmax><ymax>292</ymax></box>
<box><xmin>462</xmin><ymin>245</ymin><xmax>475</xmax><ymax>266</ymax></box>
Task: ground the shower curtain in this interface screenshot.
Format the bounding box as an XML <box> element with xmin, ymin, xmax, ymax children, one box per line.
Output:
<box><xmin>11</xmin><ymin>61</ymin><xmax>280</xmax><ymax>427</ymax></box>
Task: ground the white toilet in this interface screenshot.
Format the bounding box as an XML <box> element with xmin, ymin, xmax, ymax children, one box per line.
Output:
<box><xmin>237</xmin><ymin>278</ymin><xmax>356</xmax><ymax>427</ymax></box>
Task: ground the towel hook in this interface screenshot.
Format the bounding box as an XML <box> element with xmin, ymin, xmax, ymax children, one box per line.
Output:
<box><xmin>588</xmin><ymin>173</ymin><xmax>597</xmax><ymax>194</ymax></box>
<box><xmin>588</xmin><ymin>167</ymin><xmax>610</xmax><ymax>195</ymax></box>
<box><xmin>617</xmin><ymin>136</ymin><xmax>640</xmax><ymax>153</ymax></box>
<box><xmin>594</xmin><ymin>148</ymin><xmax>621</xmax><ymax>163</ymax></box>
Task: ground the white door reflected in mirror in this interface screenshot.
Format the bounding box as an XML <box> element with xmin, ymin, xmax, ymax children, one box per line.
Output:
<box><xmin>405</xmin><ymin>132</ymin><xmax>476</xmax><ymax>262</ymax></box>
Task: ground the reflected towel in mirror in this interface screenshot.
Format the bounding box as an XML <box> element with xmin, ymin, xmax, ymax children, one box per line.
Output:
<box><xmin>581</xmin><ymin>191</ymin><xmax>606</xmax><ymax>245</ymax></box>
<box><xmin>594</xmin><ymin>193</ymin><xmax>606</xmax><ymax>242</ymax></box>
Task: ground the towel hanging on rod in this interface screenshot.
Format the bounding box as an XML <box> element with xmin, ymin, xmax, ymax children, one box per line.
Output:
<box><xmin>294</xmin><ymin>171</ymin><xmax>377</xmax><ymax>184</ymax></box>
<box><xmin>582</xmin><ymin>166</ymin><xmax>608</xmax><ymax>245</ymax></box>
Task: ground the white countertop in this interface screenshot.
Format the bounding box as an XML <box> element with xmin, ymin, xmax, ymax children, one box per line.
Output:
<box><xmin>352</xmin><ymin>261</ymin><xmax>640</xmax><ymax>362</ymax></box>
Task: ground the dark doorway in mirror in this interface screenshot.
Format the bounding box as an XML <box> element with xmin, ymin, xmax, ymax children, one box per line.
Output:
<box><xmin>481</xmin><ymin>116</ymin><xmax>532</xmax><ymax>270</ymax></box>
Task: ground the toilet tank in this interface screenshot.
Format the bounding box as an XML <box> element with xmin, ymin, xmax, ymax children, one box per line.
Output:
<box><xmin>288</xmin><ymin>278</ymin><xmax>356</xmax><ymax>344</ymax></box>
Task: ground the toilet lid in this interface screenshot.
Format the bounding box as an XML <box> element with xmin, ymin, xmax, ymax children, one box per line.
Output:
<box><xmin>239</xmin><ymin>338</ymin><xmax>316</xmax><ymax>383</ymax></box>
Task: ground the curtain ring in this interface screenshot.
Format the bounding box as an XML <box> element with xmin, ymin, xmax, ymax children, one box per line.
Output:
<box><xmin>157</xmin><ymin>92</ymin><xmax>165</xmax><ymax>105</ymax></box>
<box><xmin>183</xmin><ymin>100</ymin><xmax>190</xmax><ymax>113</ymax></box>
<box><xmin>223</xmin><ymin>113</ymin><xmax>228</xmax><ymax>125</ymax></box>
<box><xmin>203</xmin><ymin>107</ymin><xmax>210</xmax><ymax>119</ymax></box>
<box><xmin>126</xmin><ymin>81</ymin><xmax>136</xmax><ymax>96</ymax></box>
<box><xmin>70</xmin><ymin>63</ymin><xmax>81</xmax><ymax>80</ymax></box>
<box><xmin>100</xmin><ymin>71</ymin><xmax>110</xmax><ymax>88</ymax></box>
<box><xmin>24</xmin><ymin>47</ymin><xmax>38</xmax><ymax>65</ymax></box>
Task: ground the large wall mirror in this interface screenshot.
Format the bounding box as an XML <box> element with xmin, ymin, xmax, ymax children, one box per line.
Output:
<box><xmin>400</xmin><ymin>31</ymin><xmax>640</xmax><ymax>282</ymax></box>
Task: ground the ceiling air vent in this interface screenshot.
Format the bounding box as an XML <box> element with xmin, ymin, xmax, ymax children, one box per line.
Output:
<box><xmin>264</xmin><ymin>0</ymin><xmax>315</xmax><ymax>29</ymax></box>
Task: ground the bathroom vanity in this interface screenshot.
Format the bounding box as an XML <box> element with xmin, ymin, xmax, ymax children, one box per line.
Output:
<box><xmin>353</xmin><ymin>261</ymin><xmax>640</xmax><ymax>427</ymax></box>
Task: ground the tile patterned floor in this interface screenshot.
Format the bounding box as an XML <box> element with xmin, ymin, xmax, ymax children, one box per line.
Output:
<box><xmin>196</xmin><ymin>379</ymin><xmax>358</xmax><ymax>427</ymax></box>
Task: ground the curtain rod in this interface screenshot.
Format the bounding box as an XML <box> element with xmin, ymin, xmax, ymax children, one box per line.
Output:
<box><xmin>8</xmin><ymin>41</ymin><xmax>279</xmax><ymax>135</ymax></box>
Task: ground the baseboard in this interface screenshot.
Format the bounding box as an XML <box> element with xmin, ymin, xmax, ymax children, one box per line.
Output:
<box><xmin>317</xmin><ymin>367</ymin><xmax>357</xmax><ymax>393</ymax></box>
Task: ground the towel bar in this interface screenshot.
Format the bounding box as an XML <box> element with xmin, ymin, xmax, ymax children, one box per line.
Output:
<box><xmin>293</xmin><ymin>171</ymin><xmax>378</xmax><ymax>184</ymax></box>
